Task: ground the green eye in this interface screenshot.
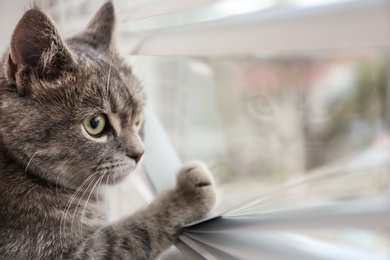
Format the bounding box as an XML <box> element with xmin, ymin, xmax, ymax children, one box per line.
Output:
<box><xmin>83</xmin><ymin>114</ymin><xmax>106</xmax><ymax>136</ymax></box>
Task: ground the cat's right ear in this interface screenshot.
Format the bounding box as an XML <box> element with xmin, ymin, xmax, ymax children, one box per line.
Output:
<box><xmin>69</xmin><ymin>2</ymin><xmax>116</xmax><ymax>52</ymax></box>
<box><xmin>6</xmin><ymin>8</ymin><xmax>75</xmax><ymax>85</ymax></box>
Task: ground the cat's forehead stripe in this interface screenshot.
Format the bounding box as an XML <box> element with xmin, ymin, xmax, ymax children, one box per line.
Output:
<box><xmin>81</xmin><ymin>50</ymin><xmax>143</xmax><ymax>107</ymax></box>
<box><xmin>108</xmin><ymin>86</ymin><xmax>134</xmax><ymax>113</ymax></box>
<box><xmin>107</xmin><ymin>78</ymin><xmax>142</xmax><ymax>112</ymax></box>
<box><xmin>107</xmin><ymin>113</ymin><xmax>122</xmax><ymax>136</ymax></box>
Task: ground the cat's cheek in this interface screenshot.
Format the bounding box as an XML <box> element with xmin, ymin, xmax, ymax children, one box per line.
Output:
<box><xmin>57</xmin><ymin>163</ymin><xmax>94</xmax><ymax>189</ymax></box>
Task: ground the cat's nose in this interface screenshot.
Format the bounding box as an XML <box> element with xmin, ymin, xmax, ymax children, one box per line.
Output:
<box><xmin>128</xmin><ymin>151</ymin><xmax>144</xmax><ymax>163</ymax></box>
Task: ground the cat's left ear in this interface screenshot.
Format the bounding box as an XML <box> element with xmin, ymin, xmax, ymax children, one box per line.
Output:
<box><xmin>6</xmin><ymin>8</ymin><xmax>76</xmax><ymax>84</ymax></box>
<box><xmin>70</xmin><ymin>2</ymin><xmax>116</xmax><ymax>52</ymax></box>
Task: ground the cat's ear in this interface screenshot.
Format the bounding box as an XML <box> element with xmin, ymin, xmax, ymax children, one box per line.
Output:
<box><xmin>70</xmin><ymin>2</ymin><xmax>116</xmax><ymax>51</ymax></box>
<box><xmin>6</xmin><ymin>8</ymin><xmax>75</xmax><ymax>83</ymax></box>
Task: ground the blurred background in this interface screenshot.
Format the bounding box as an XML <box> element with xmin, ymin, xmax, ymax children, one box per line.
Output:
<box><xmin>1</xmin><ymin>0</ymin><xmax>389</xmax><ymax>257</ymax></box>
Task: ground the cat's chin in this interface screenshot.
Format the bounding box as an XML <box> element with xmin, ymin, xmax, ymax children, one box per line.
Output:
<box><xmin>105</xmin><ymin>164</ymin><xmax>138</xmax><ymax>185</ymax></box>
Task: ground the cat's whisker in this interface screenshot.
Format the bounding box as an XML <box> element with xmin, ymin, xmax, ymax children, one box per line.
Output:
<box><xmin>55</xmin><ymin>157</ymin><xmax>76</xmax><ymax>192</ymax></box>
<box><xmin>58</xmin><ymin>165</ymin><xmax>96</xmax><ymax>258</ymax></box>
<box><xmin>61</xmin><ymin>166</ymin><xmax>94</xmax><ymax>220</ymax></box>
<box><xmin>68</xmin><ymin>178</ymin><xmax>94</xmax><ymax>237</ymax></box>
<box><xmin>60</xmin><ymin>171</ymin><xmax>97</xmax><ymax>244</ymax></box>
<box><xmin>79</xmin><ymin>172</ymin><xmax>105</xmax><ymax>236</ymax></box>
<box><xmin>55</xmin><ymin>148</ymin><xmax>109</xmax><ymax>192</ymax></box>
<box><xmin>105</xmin><ymin>173</ymin><xmax>120</xmax><ymax>238</ymax></box>
<box><xmin>113</xmin><ymin>169</ymin><xmax>118</xmax><ymax>187</ymax></box>
<box><xmin>60</xmin><ymin>169</ymin><xmax>93</xmax><ymax>260</ymax></box>
<box><xmin>75</xmin><ymin>150</ymin><xmax>111</xmax><ymax>235</ymax></box>
<box><xmin>25</xmin><ymin>150</ymin><xmax>40</xmax><ymax>173</ymax></box>
<box><xmin>104</xmin><ymin>174</ymin><xmax>110</xmax><ymax>223</ymax></box>
<box><xmin>70</xmin><ymin>171</ymin><xmax>100</xmax><ymax>234</ymax></box>
<box><xmin>106</xmin><ymin>54</ymin><xmax>114</xmax><ymax>95</ymax></box>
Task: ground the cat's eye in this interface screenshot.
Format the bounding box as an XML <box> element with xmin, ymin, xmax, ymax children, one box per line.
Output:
<box><xmin>83</xmin><ymin>114</ymin><xmax>106</xmax><ymax>136</ymax></box>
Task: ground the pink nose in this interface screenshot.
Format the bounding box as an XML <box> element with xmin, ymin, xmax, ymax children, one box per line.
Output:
<box><xmin>128</xmin><ymin>152</ymin><xmax>144</xmax><ymax>163</ymax></box>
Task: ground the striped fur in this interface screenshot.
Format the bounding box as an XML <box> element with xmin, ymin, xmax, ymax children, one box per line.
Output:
<box><xmin>0</xmin><ymin>3</ymin><xmax>216</xmax><ymax>259</ymax></box>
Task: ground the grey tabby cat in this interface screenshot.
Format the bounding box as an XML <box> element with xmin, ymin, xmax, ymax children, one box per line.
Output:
<box><xmin>0</xmin><ymin>2</ymin><xmax>216</xmax><ymax>259</ymax></box>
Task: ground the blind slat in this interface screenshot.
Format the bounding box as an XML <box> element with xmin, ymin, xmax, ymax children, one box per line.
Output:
<box><xmin>184</xmin><ymin>195</ymin><xmax>390</xmax><ymax>233</ymax></box>
<box><xmin>120</xmin><ymin>0</ymin><xmax>390</xmax><ymax>56</ymax></box>
<box><xmin>180</xmin><ymin>231</ymin><xmax>388</xmax><ymax>260</ymax></box>
<box><xmin>119</xmin><ymin>0</ymin><xmax>216</xmax><ymax>21</ymax></box>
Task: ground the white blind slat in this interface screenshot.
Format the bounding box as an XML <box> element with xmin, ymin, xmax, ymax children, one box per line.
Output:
<box><xmin>120</xmin><ymin>0</ymin><xmax>390</xmax><ymax>56</ymax></box>
<box><xmin>119</xmin><ymin>0</ymin><xmax>216</xmax><ymax>21</ymax></box>
<box><xmin>181</xmin><ymin>231</ymin><xmax>388</xmax><ymax>260</ymax></box>
<box><xmin>185</xmin><ymin>195</ymin><xmax>390</xmax><ymax>233</ymax></box>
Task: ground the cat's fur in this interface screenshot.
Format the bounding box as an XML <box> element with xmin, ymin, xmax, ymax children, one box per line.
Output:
<box><xmin>0</xmin><ymin>2</ymin><xmax>216</xmax><ymax>259</ymax></box>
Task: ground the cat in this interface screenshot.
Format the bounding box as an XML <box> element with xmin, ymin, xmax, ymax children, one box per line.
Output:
<box><xmin>0</xmin><ymin>2</ymin><xmax>216</xmax><ymax>259</ymax></box>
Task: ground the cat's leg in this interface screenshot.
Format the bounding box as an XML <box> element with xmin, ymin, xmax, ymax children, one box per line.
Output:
<box><xmin>73</xmin><ymin>162</ymin><xmax>216</xmax><ymax>260</ymax></box>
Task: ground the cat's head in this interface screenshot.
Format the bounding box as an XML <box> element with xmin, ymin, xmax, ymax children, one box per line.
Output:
<box><xmin>0</xmin><ymin>2</ymin><xmax>145</xmax><ymax>190</ymax></box>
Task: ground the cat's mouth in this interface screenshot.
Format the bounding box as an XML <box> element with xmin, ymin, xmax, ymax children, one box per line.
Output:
<box><xmin>98</xmin><ymin>159</ymin><xmax>139</xmax><ymax>185</ymax></box>
<box><xmin>110</xmin><ymin>164</ymin><xmax>135</xmax><ymax>183</ymax></box>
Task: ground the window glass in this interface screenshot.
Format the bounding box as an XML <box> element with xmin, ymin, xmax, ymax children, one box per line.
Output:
<box><xmin>129</xmin><ymin>48</ymin><xmax>390</xmax><ymax>210</ymax></box>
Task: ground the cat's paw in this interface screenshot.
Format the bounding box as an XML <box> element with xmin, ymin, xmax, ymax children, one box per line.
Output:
<box><xmin>175</xmin><ymin>162</ymin><xmax>217</xmax><ymax>221</ymax></box>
